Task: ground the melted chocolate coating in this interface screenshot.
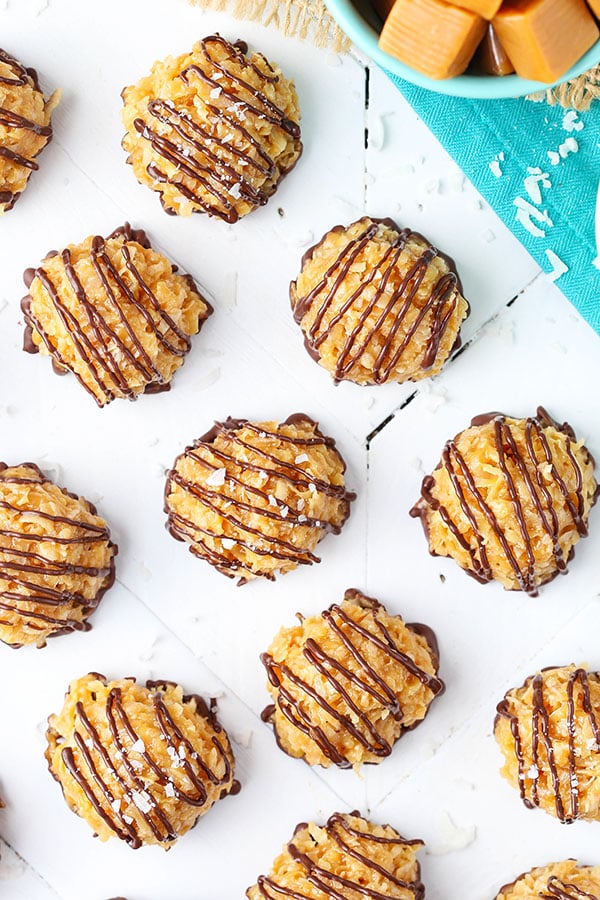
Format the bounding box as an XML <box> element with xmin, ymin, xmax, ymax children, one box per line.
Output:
<box><xmin>164</xmin><ymin>415</ymin><xmax>355</xmax><ymax>584</ymax></box>
<box><xmin>0</xmin><ymin>48</ymin><xmax>53</xmax><ymax>211</ymax></box>
<box><xmin>291</xmin><ymin>217</ymin><xmax>467</xmax><ymax>384</ymax></box>
<box><xmin>496</xmin><ymin>668</ymin><xmax>600</xmax><ymax>824</ymax></box>
<box><xmin>261</xmin><ymin>590</ymin><xmax>444</xmax><ymax>767</ymax></box>
<box><xmin>124</xmin><ymin>35</ymin><xmax>302</xmax><ymax>223</ymax></box>
<box><xmin>0</xmin><ymin>463</ymin><xmax>117</xmax><ymax>649</ymax></box>
<box><xmin>410</xmin><ymin>407</ymin><xmax>597</xmax><ymax>596</ymax></box>
<box><xmin>21</xmin><ymin>224</ymin><xmax>211</xmax><ymax>406</ymax></box>
<box><xmin>498</xmin><ymin>868</ymin><xmax>600</xmax><ymax>900</ymax></box>
<box><xmin>250</xmin><ymin>812</ymin><xmax>425</xmax><ymax>900</ymax></box>
<box><xmin>49</xmin><ymin>676</ymin><xmax>236</xmax><ymax>849</ymax></box>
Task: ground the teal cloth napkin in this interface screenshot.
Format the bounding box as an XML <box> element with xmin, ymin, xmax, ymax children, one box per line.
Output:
<box><xmin>385</xmin><ymin>73</ymin><xmax>600</xmax><ymax>335</ymax></box>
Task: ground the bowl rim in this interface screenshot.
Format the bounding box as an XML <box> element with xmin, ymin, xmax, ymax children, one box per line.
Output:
<box><xmin>324</xmin><ymin>0</ymin><xmax>600</xmax><ymax>99</ymax></box>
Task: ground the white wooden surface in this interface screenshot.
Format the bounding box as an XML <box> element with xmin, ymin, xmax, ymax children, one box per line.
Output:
<box><xmin>0</xmin><ymin>1</ymin><xmax>599</xmax><ymax>898</ymax></box>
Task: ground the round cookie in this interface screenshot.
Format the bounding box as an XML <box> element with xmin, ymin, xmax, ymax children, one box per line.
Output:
<box><xmin>21</xmin><ymin>223</ymin><xmax>212</xmax><ymax>407</ymax></box>
<box><xmin>0</xmin><ymin>463</ymin><xmax>116</xmax><ymax>649</ymax></box>
<box><xmin>410</xmin><ymin>407</ymin><xmax>598</xmax><ymax>595</ymax></box>
<box><xmin>121</xmin><ymin>35</ymin><xmax>302</xmax><ymax>222</ymax></box>
<box><xmin>494</xmin><ymin>665</ymin><xmax>600</xmax><ymax>823</ymax></box>
<box><xmin>0</xmin><ymin>48</ymin><xmax>59</xmax><ymax>213</ymax></box>
<box><xmin>495</xmin><ymin>861</ymin><xmax>600</xmax><ymax>900</ymax></box>
<box><xmin>246</xmin><ymin>810</ymin><xmax>425</xmax><ymax>900</ymax></box>
<box><xmin>46</xmin><ymin>673</ymin><xmax>238</xmax><ymax>848</ymax></box>
<box><xmin>290</xmin><ymin>217</ymin><xmax>469</xmax><ymax>385</ymax></box>
<box><xmin>164</xmin><ymin>414</ymin><xmax>355</xmax><ymax>583</ymax></box>
<box><xmin>261</xmin><ymin>588</ymin><xmax>444</xmax><ymax>768</ymax></box>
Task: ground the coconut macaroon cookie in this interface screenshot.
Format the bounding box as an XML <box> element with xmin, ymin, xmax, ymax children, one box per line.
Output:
<box><xmin>410</xmin><ymin>407</ymin><xmax>598</xmax><ymax>596</ymax></box>
<box><xmin>21</xmin><ymin>224</ymin><xmax>212</xmax><ymax>407</ymax></box>
<box><xmin>46</xmin><ymin>674</ymin><xmax>238</xmax><ymax>848</ymax></box>
<box><xmin>495</xmin><ymin>860</ymin><xmax>600</xmax><ymax>900</ymax></box>
<box><xmin>0</xmin><ymin>463</ymin><xmax>116</xmax><ymax>649</ymax></box>
<box><xmin>121</xmin><ymin>35</ymin><xmax>302</xmax><ymax>222</ymax></box>
<box><xmin>261</xmin><ymin>588</ymin><xmax>444</xmax><ymax>768</ymax></box>
<box><xmin>165</xmin><ymin>415</ymin><xmax>355</xmax><ymax>583</ymax></box>
<box><xmin>0</xmin><ymin>48</ymin><xmax>59</xmax><ymax>214</ymax></box>
<box><xmin>494</xmin><ymin>666</ymin><xmax>600</xmax><ymax>823</ymax></box>
<box><xmin>290</xmin><ymin>217</ymin><xmax>469</xmax><ymax>385</ymax></box>
<box><xmin>246</xmin><ymin>811</ymin><xmax>425</xmax><ymax>900</ymax></box>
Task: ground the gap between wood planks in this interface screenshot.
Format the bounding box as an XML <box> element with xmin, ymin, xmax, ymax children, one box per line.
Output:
<box><xmin>364</xmin><ymin>282</ymin><xmax>538</xmax><ymax>450</ymax></box>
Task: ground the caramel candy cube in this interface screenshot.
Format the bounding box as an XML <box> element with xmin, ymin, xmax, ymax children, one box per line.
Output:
<box><xmin>449</xmin><ymin>0</ymin><xmax>503</xmax><ymax>21</ymax></box>
<box><xmin>493</xmin><ymin>0</ymin><xmax>599</xmax><ymax>83</ymax></box>
<box><xmin>472</xmin><ymin>23</ymin><xmax>516</xmax><ymax>73</ymax></box>
<box><xmin>587</xmin><ymin>0</ymin><xmax>600</xmax><ymax>17</ymax></box>
<box><xmin>379</xmin><ymin>0</ymin><xmax>487</xmax><ymax>78</ymax></box>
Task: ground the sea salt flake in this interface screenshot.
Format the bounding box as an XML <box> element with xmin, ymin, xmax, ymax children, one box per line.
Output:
<box><xmin>123</xmin><ymin>815</ymin><xmax>133</xmax><ymax>824</ymax></box>
<box><xmin>228</xmin><ymin>182</ymin><xmax>242</xmax><ymax>199</ymax></box>
<box><xmin>527</xmin><ymin>764</ymin><xmax>539</xmax><ymax>778</ymax></box>
<box><xmin>268</xmin><ymin>494</ymin><xmax>278</xmax><ymax>506</ymax></box>
<box><xmin>298</xmin><ymin>514</ymin><xmax>307</xmax><ymax>523</ymax></box>
<box><xmin>563</xmin><ymin>111</ymin><xmax>584</xmax><ymax>133</ymax></box>
<box><xmin>544</xmin><ymin>249</ymin><xmax>569</xmax><ymax>282</ymax></box>
<box><xmin>111</xmin><ymin>798</ymin><xmax>121</xmax><ymax>812</ymax></box>
<box><xmin>481</xmin><ymin>228</ymin><xmax>496</xmax><ymax>243</ymax></box>
<box><xmin>206</xmin><ymin>467</ymin><xmax>226</xmax><ymax>487</ymax></box>
<box><xmin>131</xmin><ymin>790</ymin><xmax>152</xmax><ymax>814</ymax></box>
<box><xmin>559</xmin><ymin>137</ymin><xmax>578</xmax><ymax>158</ymax></box>
<box><xmin>514</xmin><ymin>197</ymin><xmax>553</xmax><ymax>238</ymax></box>
<box><xmin>232</xmin><ymin>729</ymin><xmax>253</xmax><ymax>748</ymax></box>
<box><xmin>368</xmin><ymin>114</ymin><xmax>385</xmax><ymax>151</ymax></box>
<box><xmin>280</xmin><ymin>505</ymin><xmax>289</xmax><ymax>518</ymax></box>
<box><xmin>295</xmin><ymin>453</ymin><xmax>309</xmax><ymax>464</ymax></box>
<box><xmin>297</xmin><ymin>498</ymin><xmax>305</xmax><ymax>511</ymax></box>
<box><xmin>222</xmin><ymin>537</ymin><xmax>236</xmax><ymax>550</ymax></box>
<box><xmin>308</xmin><ymin>483</ymin><xmax>317</xmax><ymax>493</ymax></box>
<box><xmin>164</xmin><ymin>781</ymin><xmax>176</xmax><ymax>797</ymax></box>
<box><xmin>428</xmin><ymin>810</ymin><xmax>477</xmax><ymax>855</ymax></box>
<box><xmin>209</xmin><ymin>87</ymin><xmax>222</xmax><ymax>99</ymax></box>
<box><xmin>523</xmin><ymin>169</ymin><xmax>551</xmax><ymax>205</ymax></box>
<box><xmin>178</xmin><ymin>744</ymin><xmax>187</xmax><ymax>759</ymax></box>
<box><xmin>130</xmin><ymin>738</ymin><xmax>145</xmax><ymax>754</ymax></box>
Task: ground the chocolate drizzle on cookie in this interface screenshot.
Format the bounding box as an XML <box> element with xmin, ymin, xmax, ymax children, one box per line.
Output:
<box><xmin>410</xmin><ymin>407</ymin><xmax>597</xmax><ymax>596</ymax></box>
<box><xmin>164</xmin><ymin>415</ymin><xmax>355</xmax><ymax>583</ymax></box>
<box><xmin>21</xmin><ymin>224</ymin><xmax>210</xmax><ymax>407</ymax></box>
<box><xmin>125</xmin><ymin>35</ymin><xmax>302</xmax><ymax>222</ymax></box>
<box><xmin>0</xmin><ymin>48</ymin><xmax>54</xmax><ymax>211</ymax></box>
<box><xmin>495</xmin><ymin>667</ymin><xmax>600</xmax><ymax>823</ymax></box>
<box><xmin>252</xmin><ymin>812</ymin><xmax>425</xmax><ymax>900</ymax></box>
<box><xmin>0</xmin><ymin>463</ymin><xmax>116</xmax><ymax>648</ymax></box>
<box><xmin>261</xmin><ymin>590</ymin><xmax>444</xmax><ymax>768</ymax></box>
<box><xmin>542</xmin><ymin>877</ymin><xmax>600</xmax><ymax>900</ymax></box>
<box><xmin>49</xmin><ymin>677</ymin><xmax>236</xmax><ymax>849</ymax></box>
<box><xmin>291</xmin><ymin>217</ymin><xmax>466</xmax><ymax>384</ymax></box>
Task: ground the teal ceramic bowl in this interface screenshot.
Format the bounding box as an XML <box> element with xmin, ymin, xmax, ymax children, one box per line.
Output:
<box><xmin>324</xmin><ymin>0</ymin><xmax>600</xmax><ymax>98</ymax></box>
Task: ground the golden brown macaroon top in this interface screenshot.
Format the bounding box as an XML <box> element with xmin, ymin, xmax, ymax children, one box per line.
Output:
<box><xmin>290</xmin><ymin>217</ymin><xmax>469</xmax><ymax>385</ymax></box>
<box><xmin>21</xmin><ymin>223</ymin><xmax>212</xmax><ymax>407</ymax></box>
<box><xmin>121</xmin><ymin>35</ymin><xmax>302</xmax><ymax>222</ymax></box>
<box><xmin>0</xmin><ymin>463</ymin><xmax>116</xmax><ymax>649</ymax></box>
<box><xmin>494</xmin><ymin>665</ymin><xmax>600</xmax><ymax>823</ymax></box>
<box><xmin>0</xmin><ymin>48</ymin><xmax>59</xmax><ymax>214</ymax></box>
<box><xmin>411</xmin><ymin>407</ymin><xmax>598</xmax><ymax>595</ymax></box>
<box><xmin>164</xmin><ymin>414</ymin><xmax>355</xmax><ymax>583</ymax></box>
<box><xmin>46</xmin><ymin>673</ymin><xmax>238</xmax><ymax>848</ymax></box>
<box><xmin>261</xmin><ymin>588</ymin><xmax>444</xmax><ymax>768</ymax></box>
<box><xmin>246</xmin><ymin>810</ymin><xmax>425</xmax><ymax>900</ymax></box>
<box><xmin>495</xmin><ymin>860</ymin><xmax>600</xmax><ymax>900</ymax></box>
